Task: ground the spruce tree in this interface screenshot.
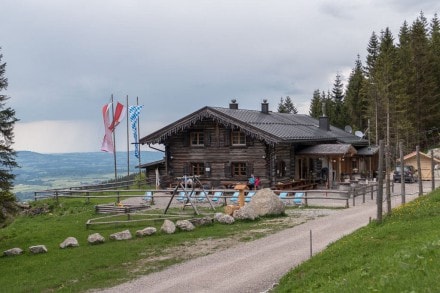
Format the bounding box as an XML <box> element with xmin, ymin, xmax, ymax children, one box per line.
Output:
<box><xmin>0</xmin><ymin>48</ymin><xmax>19</xmax><ymax>225</ymax></box>
<box><xmin>330</xmin><ymin>73</ymin><xmax>347</xmax><ymax>128</ymax></box>
<box><xmin>309</xmin><ymin>89</ymin><xmax>322</xmax><ymax>118</ymax></box>
<box><xmin>408</xmin><ymin>13</ymin><xmax>438</xmax><ymax>148</ymax></box>
<box><xmin>344</xmin><ymin>55</ymin><xmax>367</xmax><ymax>131</ymax></box>
<box><xmin>277</xmin><ymin>96</ymin><xmax>298</xmax><ymax>114</ymax></box>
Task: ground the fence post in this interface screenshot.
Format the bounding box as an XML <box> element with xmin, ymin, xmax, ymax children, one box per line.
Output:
<box><xmin>371</xmin><ymin>184</ymin><xmax>374</xmax><ymax>200</ymax></box>
<box><xmin>55</xmin><ymin>191</ymin><xmax>59</xmax><ymax>204</ymax></box>
<box><xmin>362</xmin><ymin>186</ymin><xmax>366</xmax><ymax>203</ymax></box>
<box><xmin>352</xmin><ymin>187</ymin><xmax>356</xmax><ymax>207</ymax></box>
<box><xmin>305</xmin><ymin>192</ymin><xmax>308</xmax><ymax>207</ymax></box>
<box><xmin>86</xmin><ymin>192</ymin><xmax>90</xmax><ymax>204</ymax></box>
<box><xmin>117</xmin><ymin>191</ymin><xmax>120</xmax><ymax>203</ymax></box>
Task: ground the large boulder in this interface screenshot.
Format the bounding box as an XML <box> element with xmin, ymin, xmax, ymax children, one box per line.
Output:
<box><xmin>88</xmin><ymin>233</ymin><xmax>105</xmax><ymax>245</ymax></box>
<box><xmin>161</xmin><ymin>219</ymin><xmax>176</xmax><ymax>234</ymax></box>
<box><xmin>29</xmin><ymin>245</ymin><xmax>47</xmax><ymax>254</ymax></box>
<box><xmin>59</xmin><ymin>237</ymin><xmax>79</xmax><ymax>249</ymax></box>
<box><xmin>176</xmin><ymin>220</ymin><xmax>195</xmax><ymax>231</ymax></box>
<box><xmin>246</xmin><ymin>188</ymin><xmax>285</xmax><ymax>216</ymax></box>
<box><xmin>110</xmin><ymin>230</ymin><xmax>132</xmax><ymax>241</ymax></box>
<box><xmin>136</xmin><ymin>227</ymin><xmax>157</xmax><ymax>237</ymax></box>
<box><xmin>3</xmin><ymin>247</ymin><xmax>23</xmax><ymax>256</ymax></box>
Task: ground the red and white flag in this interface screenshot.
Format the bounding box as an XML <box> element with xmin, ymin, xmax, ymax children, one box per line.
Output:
<box><xmin>101</xmin><ymin>103</ymin><xmax>114</xmax><ymax>153</ymax></box>
<box><xmin>108</xmin><ymin>102</ymin><xmax>126</xmax><ymax>132</ymax></box>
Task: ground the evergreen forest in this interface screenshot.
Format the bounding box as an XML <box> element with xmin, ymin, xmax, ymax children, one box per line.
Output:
<box><xmin>309</xmin><ymin>12</ymin><xmax>440</xmax><ymax>159</ymax></box>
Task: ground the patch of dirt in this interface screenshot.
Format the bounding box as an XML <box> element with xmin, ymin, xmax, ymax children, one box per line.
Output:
<box><xmin>130</xmin><ymin>208</ymin><xmax>339</xmax><ymax>274</ymax></box>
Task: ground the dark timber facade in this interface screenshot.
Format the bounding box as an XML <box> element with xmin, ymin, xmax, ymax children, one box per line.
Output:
<box><xmin>139</xmin><ymin>100</ymin><xmax>377</xmax><ymax>189</ymax></box>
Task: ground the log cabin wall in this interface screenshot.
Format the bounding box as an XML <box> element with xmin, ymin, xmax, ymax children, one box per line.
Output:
<box><xmin>165</xmin><ymin>119</ymin><xmax>270</xmax><ymax>188</ymax></box>
<box><xmin>272</xmin><ymin>143</ymin><xmax>293</xmax><ymax>184</ymax></box>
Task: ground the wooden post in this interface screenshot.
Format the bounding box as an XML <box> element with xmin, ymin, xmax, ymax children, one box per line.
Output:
<box><xmin>385</xmin><ymin>144</ymin><xmax>391</xmax><ymax>214</ymax></box>
<box><xmin>416</xmin><ymin>146</ymin><xmax>423</xmax><ymax>196</ymax></box>
<box><xmin>234</xmin><ymin>184</ymin><xmax>248</xmax><ymax>208</ymax></box>
<box><xmin>400</xmin><ymin>141</ymin><xmax>405</xmax><ymax>204</ymax></box>
<box><xmin>370</xmin><ymin>184</ymin><xmax>374</xmax><ymax>200</ymax></box>
<box><xmin>352</xmin><ymin>187</ymin><xmax>356</xmax><ymax>207</ymax></box>
<box><xmin>362</xmin><ymin>185</ymin><xmax>366</xmax><ymax>203</ymax></box>
<box><xmin>377</xmin><ymin>140</ymin><xmax>384</xmax><ymax>223</ymax></box>
<box><xmin>431</xmin><ymin>149</ymin><xmax>435</xmax><ymax>191</ymax></box>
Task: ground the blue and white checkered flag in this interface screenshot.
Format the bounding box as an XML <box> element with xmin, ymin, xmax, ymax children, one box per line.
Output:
<box><xmin>128</xmin><ymin>105</ymin><xmax>144</xmax><ymax>158</ymax></box>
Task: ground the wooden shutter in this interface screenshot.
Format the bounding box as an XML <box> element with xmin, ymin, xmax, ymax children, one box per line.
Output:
<box><xmin>204</xmin><ymin>130</ymin><xmax>211</xmax><ymax>147</ymax></box>
<box><xmin>183</xmin><ymin>162</ymin><xmax>190</xmax><ymax>175</ymax></box>
<box><xmin>224</xmin><ymin>163</ymin><xmax>232</xmax><ymax>178</ymax></box>
<box><xmin>183</xmin><ymin>131</ymin><xmax>190</xmax><ymax>147</ymax></box>
<box><xmin>224</xmin><ymin>129</ymin><xmax>231</xmax><ymax>147</ymax></box>
<box><xmin>246</xmin><ymin>162</ymin><xmax>254</xmax><ymax>177</ymax></box>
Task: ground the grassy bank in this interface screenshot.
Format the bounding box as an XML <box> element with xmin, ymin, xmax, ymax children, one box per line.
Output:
<box><xmin>275</xmin><ymin>188</ymin><xmax>440</xmax><ymax>292</ymax></box>
<box><xmin>0</xmin><ymin>196</ymin><xmax>296</xmax><ymax>293</ymax></box>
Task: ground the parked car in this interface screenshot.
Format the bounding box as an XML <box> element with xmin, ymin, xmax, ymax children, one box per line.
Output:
<box><xmin>393</xmin><ymin>165</ymin><xmax>418</xmax><ymax>183</ymax></box>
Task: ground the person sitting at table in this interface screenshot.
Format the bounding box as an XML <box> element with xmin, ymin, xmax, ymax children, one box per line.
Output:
<box><xmin>248</xmin><ymin>174</ymin><xmax>255</xmax><ymax>190</ymax></box>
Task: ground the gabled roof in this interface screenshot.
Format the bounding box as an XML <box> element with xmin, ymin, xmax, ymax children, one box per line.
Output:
<box><xmin>397</xmin><ymin>151</ymin><xmax>440</xmax><ymax>163</ymax></box>
<box><xmin>139</xmin><ymin>106</ymin><xmax>368</xmax><ymax>146</ymax></box>
<box><xmin>296</xmin><ymin>144</ymin><xmax>357</xmax><ymax>156</ymax></box>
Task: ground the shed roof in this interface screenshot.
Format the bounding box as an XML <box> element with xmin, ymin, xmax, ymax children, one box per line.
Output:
<box><xmin>397</xmin><ymin>151</ymin><xmax>440</xmax><ymax>163</ymax></box>
<box><xmin>139</xmin><ymin>106</ymin><xmax>368</xmax><ymax>146</ymax></box>
<box><xmin>296</xmin><ymin>144</ymin><xmax>357</xmax><ymax>156</ymax></box>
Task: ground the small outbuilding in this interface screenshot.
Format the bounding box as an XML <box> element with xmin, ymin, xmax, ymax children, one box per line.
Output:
<box><xmin>397</xmin><ymin>151</ymin><xmax>440</xmax><ymax>181</ymax></box>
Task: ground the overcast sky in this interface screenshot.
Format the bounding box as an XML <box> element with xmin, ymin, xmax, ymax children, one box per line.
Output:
<box><xmin>1</xmin><ymin>0</ymin><xmax>439</xmax><ymax>154</ymax></box>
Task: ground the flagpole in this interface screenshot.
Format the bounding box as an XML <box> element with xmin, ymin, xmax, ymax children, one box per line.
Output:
<box><xmin>126</xmin><ymin>95</ymin><xmax>130</xmax><ymax>177</ymax></box>
<box><xmin>137</xmin><ymin>96</ymin><xmax>142</xmax><ymax>178</ymax></box>
<box><xmin>111</xmin><ymin>94</ymin><xmax>117</xmax><ymax>181</ymax></box>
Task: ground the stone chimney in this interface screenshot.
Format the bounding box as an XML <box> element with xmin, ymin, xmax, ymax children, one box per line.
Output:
<box><xmin>229</xmin><ymin>99</ymin><xmax>238</xmax><ymax>109</ymax></box>
<box><xmin>261</xmin><ymin>99</ymin><xmax>269</xmax><ymax>114</ymax></box>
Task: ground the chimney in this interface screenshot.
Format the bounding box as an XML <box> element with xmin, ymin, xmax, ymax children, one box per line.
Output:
<box><xmin>319</xmin><ymin>116</ymin><xmax>330</xmax><ymax>131</ymax></box>
<box><xmin>261</xmin><ymin>99</ymin><xmax>269</xmax><ymax>114</ymax></box>
<box><xmin>319</xmin><ymin>101</ymin><xmax>330</xmax><ymax>131</ymax></box>
<box><xmin>229</xmin><ymin>99</ymin><xmax>238</xmax><ymax>109</ymax></box>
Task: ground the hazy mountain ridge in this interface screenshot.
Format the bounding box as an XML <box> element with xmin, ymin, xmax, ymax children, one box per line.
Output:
<box><xmin>13</xmin><ymin>151</ymin><xmax>163</xmax><ymax>201</ymax></box>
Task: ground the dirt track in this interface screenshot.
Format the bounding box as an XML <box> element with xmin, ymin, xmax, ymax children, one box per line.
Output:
<box><xmin>94</xmin><ymin>182</ymin><xmax>434</xmax><ymax>293</ymax></box>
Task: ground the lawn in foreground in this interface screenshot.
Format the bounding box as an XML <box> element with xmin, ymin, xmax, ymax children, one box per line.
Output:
<box><xmin>275</xmin><ymin>189</ymin><xmax>440</xmax><ymax>292</ymax></box>
<box><xmin>0</xmin><ymin>197</ymin><xmax>298</xmax><ymax>293</ymax></box>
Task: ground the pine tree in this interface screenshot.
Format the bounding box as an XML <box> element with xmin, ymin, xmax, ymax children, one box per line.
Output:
<box><xmin>330</xmin><ymin>73</ymin><xmax>347</xmax><ymax>128</ymax></box>
<box><xmin>277</xmin><ymin>96</ymin><xmax>298</xmax><ymax>114</ymax></box>
<box><xmin>408</xmin><ymin>13</ymin><xmax>439</xmax><ymax>148</ymax></box>
<box><xmin>309</xmin><ymin>89</ymin><xmax>322</xmax><ymax>118</ymax></box>
<box><xmin>365</xmin><ymin>32</ymin><xmax>380</xmax><ymax>79</ymax></box>
<box><xmin>277</xmin><ymin>97</ymin><xmax>287</xmax><ymax>113</ymax></box>
<box><xmin>344</xmin><ymin>55</ymin><xmax>367</xmax><ymax>131</ymax></box>
<box><xmin>396</xmin><ymin>20</ymin><xmax>416</xmax><ymax>147</ymax></box>
<box><xmin>375</xmin><ymin>27</ymin><xmax>398</xmax><ymax>148</ymax></box>
<box><xmin>0</xmin><ymin>48</ymin><xmax>19</xmax><ymax>225</ymax></box>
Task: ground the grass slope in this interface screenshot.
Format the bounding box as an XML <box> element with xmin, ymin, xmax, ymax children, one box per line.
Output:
<box><xmin>0</xmin><ymin>196</ymin><xmax>292</xmax><ymax>293</ymax></box>
<box><xmin>275</xmin><ymin>188</ymin><xmax>440</xmax><ymax>292</ymax></box>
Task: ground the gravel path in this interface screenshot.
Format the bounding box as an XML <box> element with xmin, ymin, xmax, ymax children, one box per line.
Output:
<box><xmin>95</xmin><ymin>182</ymin><xmax>433</xmax><ymax>293</ymax></box>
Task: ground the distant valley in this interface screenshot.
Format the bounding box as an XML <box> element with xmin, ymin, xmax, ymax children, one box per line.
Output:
<box><xmin>13</xmin><ymin>151</ymin><xmax>163</xmax><ymax>201</ymax></box>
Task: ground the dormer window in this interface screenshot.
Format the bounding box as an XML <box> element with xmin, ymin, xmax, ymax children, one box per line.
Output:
<box><xmin>231</xmin><ymin>131</ymin><xmax>246</xmax><ymax>145</ymax></box>
<box><xmin>191</xmin><ymin>131</ymin><xmax>204</xmax><ymax>146</ymax></box>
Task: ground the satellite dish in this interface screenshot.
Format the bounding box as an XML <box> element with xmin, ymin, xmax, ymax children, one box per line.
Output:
<box><xmin>355</xmin><ymin>130</ymin><xmax>364</xmax><ymax>138</ymax></box>
<box><xmin>344</xmin><ymin>125</ymin><xmax>353</xmax><ymax>134</ymax></box>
